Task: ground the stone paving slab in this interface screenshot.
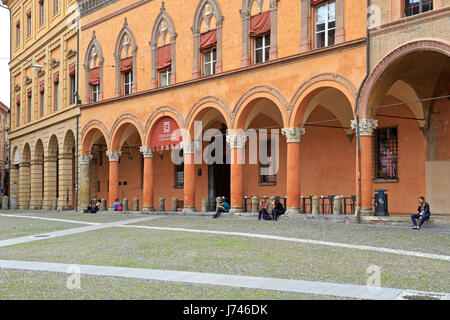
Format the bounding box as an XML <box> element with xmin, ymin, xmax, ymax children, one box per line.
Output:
<box><xmin>0</xmin><ymin>216</ymin><xmax>161</xmax><ymax>248</ymax></box>
<box><xmin>1</xmin><ymin>259</ymin><xmax>445</xmax><ymax>300</ymax></box>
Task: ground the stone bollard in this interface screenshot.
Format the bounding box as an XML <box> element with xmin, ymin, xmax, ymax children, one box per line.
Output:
<box><xmin>159</xmin><ymin>197</ymin><xmax>165</xmax><ymax>211</ymax></box>
<box><xmin>10</xmin><ymin>195</ymin><xmax>18</xmax><ymax>210</ymax></box>
<box><xmin>171</xmin><ymin>197</ymin><xmax>178</xmax><ymax>211</ymax></box>
<box><xmin>2</xmin><ymin>196</ymin><xmax>9</xmax><ymax>210</ymax></box>
<box><xmin>333</xmin><ymin>196</ymin><xmax>342</xmax><ymax>215</ymax></box>
<box><xmin>101</xmin><ymin>198</ymin><xmax>107</xmax><ymax>211</ymax></box>
<box><xmin>123</xmin><ymin>198</ymin><xmax>128</xmax><ymax>211</ymax></box>
<box><xmin>201</xmin><ymin>198</ymin><xmax>208</xmax><ymax>212</ymax></box>
<box><xmin>216</xmin><ymin>197</ymin><xmax>222</xmax><ymax>211</ymax></box>
<box><xmin>133</xmin><ymin>198</ymin><xmax>139</xmax><ymax>211</ymax></box>
<box><xmin>10</xmin><ymin>196</ymin><xmax>18</xmax><ymax>210</ymax></box>
<box><xmin>251</xmin><ymin>196</ymin><xmax>259</xmax><ymax>213</ymax></box>
<box><xmin>37</xmin><ymin>199</ymin><xmax>43</xmax><ymax>210</ymax></box>
<box><xmin>52</xmin><ymin>198</ymin><xmax>58</xmax><ymax>210</ymax></box>
<box><xmin>312</xmin><ymin>196</ymin><xmax>320</xmax><ymax>215</ymax></box>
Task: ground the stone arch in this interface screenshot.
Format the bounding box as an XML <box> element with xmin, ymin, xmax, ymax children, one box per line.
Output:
<box><xmin>145</xmin><ymin>106</ymin><xmax>185</xmax><ymax>146</ymax></box>
<box><xmin>358</xmin><ymin>39</ymin><xmax>450</xmax><ymax>119</ymax></box>
<box><xmin>233</xmin><ymin>85</ymin><xmax>288</xmax><ymax>129</ymax></box>
<box><xmin>186</xmin><ymin>96</ymin><xmax>231</xmax><ymax>135</ymax></box>
<box><xmin>22</xmin><ymin>143</ymin><xmax>31</xmax><ymax>163</ymax></box>
<box><xmin>110</xmin><ymin>114</ymin><xmax>145</xmax><ymax>150</ymax></box>
<box><xmin>34</xmin><ymin>139</ymin><xmax>44</xmax><ymax>161</ymax></box>
<box><xmin>114</xmin><ymin>18</ymin><xmax>138</xmax><ymax>95</ymax></box>
<box><xmin>63</xmin><ymin>130</ymin><xmax>76</xmax><ymax>154</ymax></box>
<box><xmin>192</xmin><ymin>0</ymin><xmax>224</xmax><ymax>77</ymax></box>
<box><xmin>81</xmin><ymin>119</ymin><xmax>111</xmax><ymax>154</ymax></box>
<box><xmin>239</xmin><ymin>0</ymin><xmax>279</xmax><ymax>66</ymax></box>
<box><xmin>84</xmin><ymin>31</ymin><xmax>104</xmax><ymax>103</ymax></box>
<box><xmin>47</xmin><ymin>134</ymin><xmax>59</xmax><ymax>157</ymax></box>
<box><xmin>150</xmin><ymin>2</ymin><xmax>177</xmax><ymax>87</ymax></box>
<box><xmin>289</xmin><ymin>73</ymin><xmax>357</xmax><ymax>130</ymax></box>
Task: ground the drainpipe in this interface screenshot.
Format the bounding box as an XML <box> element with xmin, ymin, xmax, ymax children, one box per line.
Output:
<box><xmin>354</xmin><ymin>0</ymin><xmax>371</xmax><ymax>221</ymax></box>
<box><xmin>75</xmin><ymin>16</ymin><xmax>80</xmax><ymax>211</ymax></box>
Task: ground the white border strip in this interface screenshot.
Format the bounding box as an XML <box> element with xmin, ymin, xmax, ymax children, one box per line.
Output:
<box><xmin>118</xmin><ymin>225</ymin><xmax>450</xmax><ymax>261</ymax></box>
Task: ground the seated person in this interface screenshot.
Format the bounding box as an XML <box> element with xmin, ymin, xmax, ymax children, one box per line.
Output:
<box><xmin>84</xmin><ymin>200</ymin><xmax>99</xmax><ymax>214</ymax></box>
<box><xmin>271</xmin><ymin>198</ymin><xmax>286</xmax><ymax>221</ymax></box>
<box><xmin>96</xmin><ymin>200</ymin><xmax>103</xmax><ymax>211</ymax></box>
<box><xmin>213</xmin><ymin>198</ymin><xmax>230</xmax><ymax>218</ymax></box>
<box><xmin>411</xmin><ymin>196</ymin><xmax>430</xmax><ymax>230</ymax></box>
<box><xmin>258</xmin><ymin>198</ymin><xmax>272</xmax><ymax>221</ymax></box>
<box><xmin>113</xmin><ymin>199</ymin><xmax>123</xmax><ymax>212</ymax></box>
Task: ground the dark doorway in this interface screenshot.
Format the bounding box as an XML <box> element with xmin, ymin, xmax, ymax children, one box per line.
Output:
<box><xmin>208</xmin><ymin>124</ymin><xmax>230</xmax><ymax>211</ymax></box>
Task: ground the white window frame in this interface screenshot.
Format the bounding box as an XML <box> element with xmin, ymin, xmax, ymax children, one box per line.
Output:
<box><xmin>54</xmin><ymin>82</ymin><xmax>59</xmax><ymax>111</ymax></box>
<box><xmin>16</xmin><ymin>24</ymin><xmax>20</xmax><ymax>46</ymax></box>
<box><xmin>203</xmin><ymin>49</ymin><xmax>217</xmax><ymax>76</ymax></box>
<box><xmin>27</xmin><ymin>14</ymin><xmax>31</xmax><ymax>37</ymax></box>
<box><xmin>160</xmin><ymin>68</ymin><xmax>171</xmax><ymax>87</ymax></box>
<box><xmin>40</xmin><ymin>3</ymin><xmax>44</xmax><ymax>26</ymax></box>
<box><xmin>124</xmin><ymin>71</ymin><xmax>132</xmax><ymax>95</ymax></box>
<box><xmin>40</xmin><ymin>92</ymin><xmax>45</xmax><ymax>117</ymax></box>
<box><xmin>254</xmin><ymin>34</ymin><xmax>270</xmax><ymax>64</ymax></box>
<box><xmin>315</xmin><ymin>0</ymin><xmax>336</xmax><ymax>49</ymax></box>
<box><xmin>92</xmin><ymin>84</ymin><xmax>100</xmax><ymax>102</ymax></box>
<box><xmin>27</xmin><ymin>94</ymin><xmax>32</xmax><ymax>122</ymax></box>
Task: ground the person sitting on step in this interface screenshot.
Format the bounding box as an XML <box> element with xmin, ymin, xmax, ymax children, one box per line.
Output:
<box><xmin>411</xmin><ymin>196</ymin><xmax>430</xmax><ymax>230</ymax></box>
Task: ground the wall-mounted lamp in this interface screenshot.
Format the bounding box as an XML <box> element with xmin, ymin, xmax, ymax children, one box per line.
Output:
<box><xmin>30</xmin><ymin>62</ymin><xmax>46</xmax><ymax>69</ymax></box>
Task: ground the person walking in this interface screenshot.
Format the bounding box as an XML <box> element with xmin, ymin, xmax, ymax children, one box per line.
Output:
<box><xmin>411</xmin><ymin>196</ymin><xmax>430</xmax><ymax>230</ymax></box>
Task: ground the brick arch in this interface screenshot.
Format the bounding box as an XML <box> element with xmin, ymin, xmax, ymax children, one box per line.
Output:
<box><xmin>186</xmin><ymin>96</ymin><xmax>231</xmax><ymax>135</ymax></box>
<box><xmin>110</xmin><ymin>113</ymin><xmax>145</xmax><ymax>150</ymax></box>
<box><xmin>289</xmin><ymin>73</ymin><xmax>357</xmax><ymax>128</ymax></box>
<box><xmin>81</xmin><ymin>119</ymin><xmax>111</xmax><ymax>154</ymax></box>
<box><xmin>144</xmin><ymin>106</ymin><xmax>185</xmax><ymax>146</ymax></box>
<box><xmin>233</xmin><ymin>85</ymin><xmax>288</xmax><ymax>130</ymax></box>
<box><xmin>358</xmin><ymin>39</ymin><xmax>450</xmax><ymax>119</ymax></box>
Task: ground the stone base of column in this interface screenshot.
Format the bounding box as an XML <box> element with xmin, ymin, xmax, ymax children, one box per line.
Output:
<box><xmin>182</xmin><ymin>206</ymin><xmax>196</xmax><ymax>213</ymax></box>
<box><xmin>29</xmin><ymin>206</ymin><xmax>41</xmax><ymax>210</ymax></box>
<box><xmin>229</xmin><ymin>206</ymin><xmax>243</xmax><ymax>214</ymax></box>
<box><xmin>359</xmin><ymin>207</ymin><xmax>373</xmax><ymax>216</ymax></box>
<box><xmin>142</xmin><ymin>206</ymin><xmax>155</xmax><ymax>213</ymax></box>
<box><xmin>286</xmin><ymin>207</ymin><xmax>300</xmax><ymax>215</ymax></box>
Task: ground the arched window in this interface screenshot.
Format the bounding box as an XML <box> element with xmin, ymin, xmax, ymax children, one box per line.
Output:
<box><xmin>114</xmin><ymin>18</ymin><xmax>137</xmax><ymax>96</ymax></box>
<box><xmin>150</xmin><ymin>2</ymin><xmax>177</xmax><ymax>88</ymax></box>
<box><xmin>240</xmin><ymin>0</ymin><xmax>278</xmax><ymax>67</ymax></box>
<box><xmin>192</xmin><ymin>0</ymin><xmax>224</xmax><ymax>78</ymax></box>
<box><xmin>83</xmin><ymin>31</ymin><xmax>104</xmax><ymax>103</ymax></box>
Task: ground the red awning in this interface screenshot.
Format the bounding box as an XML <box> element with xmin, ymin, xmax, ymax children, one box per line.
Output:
<box><xmin>250</xmin><ymin>11</ymin><xmax>271</xmax><ymax>37</ymax></box>
<box><xmin>16</xmin><ymin>95</ymin><xmax>20</xmax><ymax>105</ymax></box>
<box><xmin>156</xmin><ymin>45</ymin><xmax>171</xmax><ymax>71</ymax></box>
<box><xmin>200</xmin><ymin>29</ymin><xmax>217</xmax><ymax>52</ymax></box>
<box><xmin>120</xmin><ymin>57</ymin><xmax>132</xmax><ymax>72</ymax></box>
<box><xmin>69</xmin><ymin>63</ymin><xmax>76</xmax><ymax>77</ymax></box>
<box><xmin>39</xmin><ymin>0</ymin><xmax>44</xmax><ymax>4</ymax></box>
<box><xmin>27</xmin><ymin>88</ymin><xmax>32</xmax><ymax>97</ymax></box>
<box><xmin>89</xmin><ymin>68</ymin><xmax>100</xmax><ymax>85</ymax></box>
<box><xmin>311</xmin><ymin>0</ymin><xmax>328</xmax><ymax>6</ymax></box>
<box><xmin>39</xmin><ymin>81</ymin><xmax>45</xmax><ymax>93</ymax></box>
<box><xmin>150</xmin><ymin>116</ymin><xmax>182</xmax><ymax>151</ymax></box>
<box><xmin>53</xmin><ymin>72</ymin><xmax>59</xmax><ymax>84</ymax></box>
<box><xmin>26</xmin><ymin>11</ymin><xmax>31</xmax><ymax>17</ymax></box>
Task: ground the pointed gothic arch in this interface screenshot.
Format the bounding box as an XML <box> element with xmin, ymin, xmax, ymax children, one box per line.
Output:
<box><xmin>150</xmin><ymin>2</ymin><xmax>177</xmax><ymax>88</ymax></box>
<box><xmin>83</xmin><ymin>31</ymin><xmax>104</xmax><ymax>103</ymax></box>
<box><xmin>192</xmin><ymin>0</ymin><xmax>224</xmax><ymax>78</ymax></box>
<box><xmin>114</xmin><ymin>18</ymin><xmax>138</xmax><ymax>96</ymax></box>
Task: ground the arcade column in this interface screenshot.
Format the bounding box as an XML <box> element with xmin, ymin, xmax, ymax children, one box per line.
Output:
<box><xmin>282</xmin><ymin>127</ymin><xmax>306</xmax><ymax>214</ymax></box>
<box><xmin>79</xmin><ymin>154</ymin><xmax>92</xmax><ymax>211</ymax></box>
<box><xmin>226</xmin><ymin>133</ymin><xmax>247</xmax><ymax>214</ymax></box>
<box><xmin>140</xmin><ymin>146</ymin><xmax>155</xmax><ymax>212</ymax></box>
<box><xmin>181</xmin><ymin>141</ymin><xmax>197</xmax><ymax>213</ymax></box>
<box><xmin>106</xmin><ymin>150</ymin><xmax>121</xmax><ymax>210</ymax></box>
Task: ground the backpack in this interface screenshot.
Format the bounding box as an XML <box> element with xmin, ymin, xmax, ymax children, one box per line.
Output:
<box><xmin>117</xmin><ymin>203</ymin><xmax>123</xmax><ymax>211</ymax></box>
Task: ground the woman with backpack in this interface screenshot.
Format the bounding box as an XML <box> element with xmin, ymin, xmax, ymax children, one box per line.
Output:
<box><xmin>113</xmin><ymin>198</ymin><xmax>123</xmax><ymax>212</ymax></box>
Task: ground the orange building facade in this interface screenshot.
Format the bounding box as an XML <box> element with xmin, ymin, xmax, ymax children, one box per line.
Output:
<box><xmin>77</xmin><ymin>0</ymin><xmax>449</xmax><ymax>215</ymax></box>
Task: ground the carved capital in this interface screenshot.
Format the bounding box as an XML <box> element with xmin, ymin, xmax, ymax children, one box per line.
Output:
<box><xmin>226</xmin><ymin>134</ymin><xmax>247</xmax><ymax>149</ymax></box>
<box><xmin>281</xmin><ymin>127</ymin><xmax>306</xmax><ymax>143</ymax></box>
<box><xmin>106</xmin><ymin>150</ymin><xmax>122</xmax><ymax>162</ymax></box>
<box><xmin>79</xmin><ymin>154</ymin><xmax>92</xmax><ymax>165</ymax></box>
<box><xmin>351</xmin><ymin>118</ymin><xmax>378</xmax><ymax>136</ymax></box>
<box><xmin>140</xmin><ymin>146</ymin><xmax>154</xmax><ymax>158</ymax></box>
<box><xmin>180</xmin><ymin>141</ymin><xmax>200</xmax><ymax>154</ymax></box>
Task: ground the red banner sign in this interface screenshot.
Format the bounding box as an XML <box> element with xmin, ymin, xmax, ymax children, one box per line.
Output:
<box><xmin>150</xmin><ymin>116</ymin><xmax>182</xmax><ymax>151</ymax></box>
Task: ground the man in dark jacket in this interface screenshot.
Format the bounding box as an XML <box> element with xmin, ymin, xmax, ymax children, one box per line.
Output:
<box><xmin>271</xmin><ymin>198</ymin><xmax>285</xmax><ymax>221</ymax></box>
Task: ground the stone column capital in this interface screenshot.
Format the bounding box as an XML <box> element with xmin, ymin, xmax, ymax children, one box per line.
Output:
<box><xmin>351</xmin><ymin>118</ymin><xmax>378</xmax><ymax>136</ymax></box>
<box><xmin>139</xmin><ymin>146</ymin><xmax>154</xmax><ymax>158</ymax></box>
<box><xmin>106</xmin><ymin>150</ymin><xmax>122</xmax><ymax>162</ymax></box>
<box><xmin>180</xmin><ymin>141</ymin><xmax>201</xmax><ymax>154</ymax></box>
<box><xmin>281</xmin><ymin>127</ymin><xmax>306</xmax><ymax>143</ymax></box>
<box><xmin>226</xmin><ymin>133</ymin><xmax>247</xmax><ymax>149</ymax></box>
<box><xmin>79</xmin><ymin>154</ymin><xmax>92</xmax><ymax>165</ymax></box>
